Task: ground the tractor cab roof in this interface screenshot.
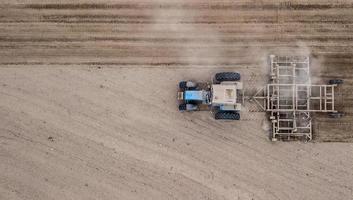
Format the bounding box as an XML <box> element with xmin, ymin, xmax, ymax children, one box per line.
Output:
<box><xmin>211</xmin><ymin>84</ymin><xmax>237</xmax><ymax>105</ymax></box>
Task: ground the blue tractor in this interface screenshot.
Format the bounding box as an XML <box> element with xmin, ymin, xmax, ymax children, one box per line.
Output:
<box><xmin>177</xmin><ymin>72</ymin><xmax>243</xmax><ymax>120</ymax></box>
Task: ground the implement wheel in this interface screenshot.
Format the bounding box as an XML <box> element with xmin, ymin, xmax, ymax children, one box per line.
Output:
<box><xmin>215</xmin><ymin>72</ymin><xmax>241</xmax><ymax>82</ymax></box>
<box><xmin>328</xmin><ymin>79</ymin><xmax>343</xmax><ymax>85</ymax></box>
<box><xmin>215</xmin><ymin>111</ymin><xmax>240</xmax><ymax>120</ymax></box>
<box><xmin>328</xmin><ymin>112</ymin><xmax>344</xmax><ymax>118</ymax></box>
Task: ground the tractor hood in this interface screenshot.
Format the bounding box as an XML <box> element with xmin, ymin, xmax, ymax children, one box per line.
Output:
<box><xmin>184</xmin><ymin>90</ymin><xmax>205</xmax><ymax>101</ymax></box>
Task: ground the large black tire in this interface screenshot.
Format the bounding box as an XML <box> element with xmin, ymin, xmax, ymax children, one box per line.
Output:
<box><xmin>215</xmin><ymin>111</ymin><xmax>240</xmax><ymax>120</ymax></box>
<box><xmin>328</xmin><ymin>79</ymin><xmax>343</xmax><ymax>85</ymax></box>
<box><xmin>215</xmin><ymin>72</ymin><xmax>241</xmax><ymax>82</ymax></box>
<box><xmin>179</xmin><ymin>104</ymin><xmax>186</xmax><ymax>111</ymax></box>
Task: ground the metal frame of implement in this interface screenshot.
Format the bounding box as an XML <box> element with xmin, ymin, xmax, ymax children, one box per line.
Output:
<box><xmin>251</xmin><ymin>55</ymin><xmax>338</xmax><ymax>141</ymax></box>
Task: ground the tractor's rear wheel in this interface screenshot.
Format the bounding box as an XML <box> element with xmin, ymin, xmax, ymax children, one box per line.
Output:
<box><xmin>215</xmin><ymin>111</ymin><xmax>240</xmax><ymax>120</ymax></box>
<box><xmin>215</xmin><ymin>72</ymin><xmax>241</xmax><ymax>82</ymax></box>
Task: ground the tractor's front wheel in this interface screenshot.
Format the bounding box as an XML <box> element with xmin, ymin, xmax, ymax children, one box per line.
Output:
<box><xmin>179</xmin><ymin>81</ymin><xmax>188</xmax><ymax>89</ymax></box>
<box><xmin>179</xmin><ymin>103</ymin><xmax>198</xmax><ymax>111</ymax></box>
<box><xmin>179</xmin><ymin>81</ymin><xmax>197</xmax><ymax>89</ymax></box>
<box><xmin>179</xmin><ymin>104</ymin><xmax>187</xmax><ymax>111</ymax></box>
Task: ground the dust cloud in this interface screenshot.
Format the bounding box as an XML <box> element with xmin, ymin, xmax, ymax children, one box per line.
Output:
<box><xmin>147</xmin><ymin>1</ymin><xmax>223</xmax><ymax>66</ymax></box>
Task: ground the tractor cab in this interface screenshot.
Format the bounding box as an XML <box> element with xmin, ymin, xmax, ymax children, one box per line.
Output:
<box><xmin>211</xmin><ymin>82</ymin><xmax>242</xmax><ymax>111</ymax></box>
